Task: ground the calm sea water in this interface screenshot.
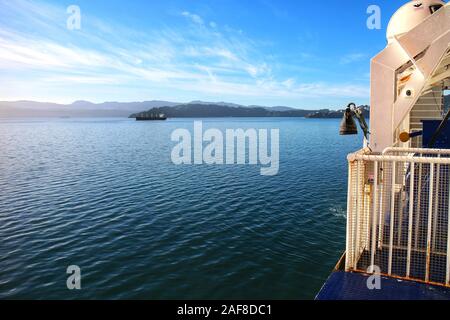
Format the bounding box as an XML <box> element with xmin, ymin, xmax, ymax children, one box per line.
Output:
<box><xmin>0</xmin><ymin>117</ymin><xmax>361</xmax><ymax>300</ymax></box>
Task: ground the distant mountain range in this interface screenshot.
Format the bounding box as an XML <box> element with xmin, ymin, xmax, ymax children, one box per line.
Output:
<box><xmin>0</xmin><ymin>100</ymin><xmax>180</xmax><ymax>118</ymax></box>
<box><xmin>0</xmin><ymin>100</ymin><xmax>353</xmax><ymax>118</ymax></box>
<box><xmin>3</xmin><ymin>95</ymin><xmax>449</xmax><ymax>119</ymax></box>
<box><xmin>129</xmin><ymin>103</ymin><xmax>330</xmax><ymax>118</ymax></box>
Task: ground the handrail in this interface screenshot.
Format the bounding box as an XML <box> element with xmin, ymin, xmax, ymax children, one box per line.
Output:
<box><xmin>382</xmin><ymin>147</ymin><xmax>450</xmax><ymax>155</ymax></box>
<box><xmin>348</xmin><ymin>147</ymin><xmax>450</xmax><ymax>163</ymax></box>
<box><xmin>349</xmin><ymin>153</ymin><xmax>450</xmax><ymax>164</ymax></box>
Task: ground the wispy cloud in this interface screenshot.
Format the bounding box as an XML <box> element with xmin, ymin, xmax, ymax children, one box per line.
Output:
<box><xmin>340</xmin><ymin>53</ymin><xmax>367</xmax><ymax>65</ymax></box>
<box><xmin>181</xmin><ymin>11</ymin><xmax>204</xmax><ymax>25</ymax></box>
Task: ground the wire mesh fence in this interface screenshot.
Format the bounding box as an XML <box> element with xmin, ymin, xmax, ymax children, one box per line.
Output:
<box><xmin>346</xmin><ymin>148</ymin><xmax>450</xmax><ymax>286</ymax></box>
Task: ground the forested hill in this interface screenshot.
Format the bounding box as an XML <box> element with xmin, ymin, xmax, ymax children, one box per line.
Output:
<box><xmin>129</xmin><ymin>103</ymin><xmax>349</xmax><ymax>118</ymax></box>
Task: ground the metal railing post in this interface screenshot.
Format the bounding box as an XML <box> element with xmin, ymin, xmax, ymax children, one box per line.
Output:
<box><xmin>370</xmin><ymin>161</ymin><xmax>379</xmax><ymax>273</ymax></box>
<box><xmin>415</xmin><ymin>163</ymin><xmax>423</xmax><ymax>250</ymax></box>
<box><xmin>407</xmin><ymin>163</ymin><xmax>415</xmax><ymax>278</ymax></box>
<box><xmin>388</xmin><ymin>162</ymin><xmax>396</xmax><ymax>275</ymax></box>
<box><xmin>432</xmin><ymin>155</ymin><xmax>441</xmax><ymax>252</ymax></box>
<box><xmin>447</xmin><ymin>164</ymin><xmax>450</xmax><ymax>284</ymax></box>
<box><xmin>354</xmin><ymin>161</ymin><xmax>361</xmax><ymax>265</ymax></box>
<box><xmin>345</xmin><ymin>161</ymin><xmax>354</xmax><ymax>271</ymax></box>
<box><xmin>426</xmin><ymin>164</ymin><xmax>435</xmax><ymax>282</ymax></box>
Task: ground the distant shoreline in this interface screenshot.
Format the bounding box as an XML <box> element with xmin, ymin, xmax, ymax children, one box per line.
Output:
<box><xmin>0</xmin><ymin>100</ymin><xmax>369</xmax><ymax>119</ymax></box>
<box><xmin>130</xmin><ymin>103</ymin><xmax>370</xmax><ymax>120</ymax></box>
<box><xmin>0</xmin><ymin>116</ymin><xmax>351</xmax><ymax>120</ymax></box>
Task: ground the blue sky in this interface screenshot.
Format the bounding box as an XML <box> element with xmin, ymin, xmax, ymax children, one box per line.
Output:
<box><xmin>0</xmin><ymin>0</ymin><xmax>410</xmax><ymax>109</ymax></box>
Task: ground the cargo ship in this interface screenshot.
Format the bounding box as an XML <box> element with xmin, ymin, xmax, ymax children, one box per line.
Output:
<box><xmin>135</xmin><ymin>113</ymin><xmax>167</xmax><ymax>121</ymax></box>
<box><xmin>317</xmin><ymin>0</ymin><xmax>450</xmax><ymax>300</ymax></box>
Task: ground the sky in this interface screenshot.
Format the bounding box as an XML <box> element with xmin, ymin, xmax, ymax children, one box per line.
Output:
<box><xmin>0</xmin><ymin>0</ymin><xmax>412</xmax><ymax>109</ymax></box>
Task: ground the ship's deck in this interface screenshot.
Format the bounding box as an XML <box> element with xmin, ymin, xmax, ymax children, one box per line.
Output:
<box><xmin>316</xmin><ymin>271</ymin><xmax>450</xmax><ymax>300</ymax></box>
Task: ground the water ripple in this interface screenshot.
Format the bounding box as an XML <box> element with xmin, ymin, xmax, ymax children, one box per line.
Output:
<box><xmin>0</xmin><ymin>118</ymin><xmax>360</xmax><ymax>299</ymax></box>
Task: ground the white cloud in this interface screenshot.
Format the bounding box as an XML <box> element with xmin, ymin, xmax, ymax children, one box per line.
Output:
<box><xmin>245</xmin><ymin>63</ymin><xmax>271</xmax><ymax>78</ymax></box>
<box><xmin>340</xmin><ymin>53</ymin><xmax>366</xmax><ymax>65</ymax></box>
<box><xmin>181</xmin><ymin>11</ymin><xmax>204</xmax><ymax>25</ymax></box>
<box><xmin>282</xmin><ymin>78</ymin><xmax>295</xmax><ymax>89</ymax></box>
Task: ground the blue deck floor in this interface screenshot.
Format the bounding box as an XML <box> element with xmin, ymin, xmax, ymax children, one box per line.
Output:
<box><xmin>316</xmin><ymin>271</ymin><xmax>450</xmax><ymax>300</ymax></box>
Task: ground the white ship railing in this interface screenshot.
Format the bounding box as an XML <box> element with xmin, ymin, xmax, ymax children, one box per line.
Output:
<box><xmin>346</xmin><ymin>147</ymin><xmax>450</xmax><ymax>286</ymax></box>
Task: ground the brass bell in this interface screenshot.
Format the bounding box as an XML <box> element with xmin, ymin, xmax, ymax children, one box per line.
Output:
<box><xmin>339</xmin><ymin>107</ymin><xmax>358</xmax><ymax>135</ymax></box>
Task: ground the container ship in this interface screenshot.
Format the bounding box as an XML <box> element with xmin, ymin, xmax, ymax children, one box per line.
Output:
<box><xmin>317</xmin><ymin>0</ymin><xmax>450</xmax><ymax>300</ymax></box>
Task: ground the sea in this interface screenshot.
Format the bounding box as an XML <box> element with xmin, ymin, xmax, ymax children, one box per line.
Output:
<box><xmin>0</xmin><ymin>117</ymin><xmax>361</xmax><ymax>299</ymax></box>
